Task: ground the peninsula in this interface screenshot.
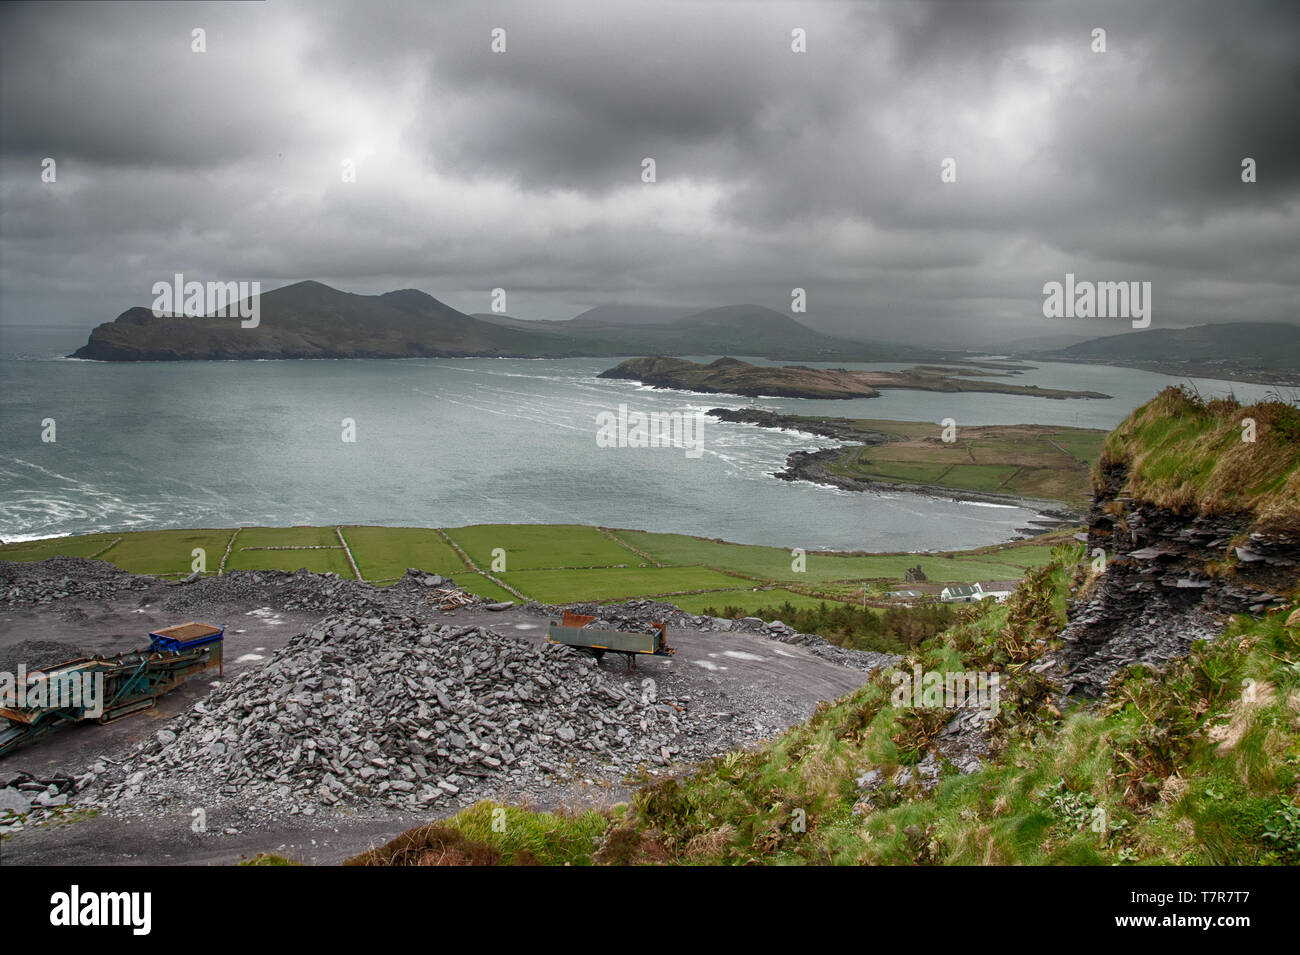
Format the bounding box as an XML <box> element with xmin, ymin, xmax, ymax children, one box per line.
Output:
<box><xmin>708</xmin><ymin>407</ymin><xmax>1108</xmax><ymax>516</ymax></box>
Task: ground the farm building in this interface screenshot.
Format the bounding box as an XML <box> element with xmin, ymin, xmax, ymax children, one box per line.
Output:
<box><xmin>940</xmin><ymin>583</ymin><xmax>983</xmax><ymax>603</ymax></box>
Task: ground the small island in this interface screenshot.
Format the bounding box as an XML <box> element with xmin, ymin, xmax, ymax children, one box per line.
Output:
<box><xmin>598</xmin><ymin>356</ymin><xmax>1111</xmax><ymax>400</ymax></box>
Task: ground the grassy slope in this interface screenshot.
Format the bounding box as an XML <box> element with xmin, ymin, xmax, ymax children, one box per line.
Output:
<box><xmin>234</xmin><ymin>526</ymin><xmax>340</xmax><ymax>548</ymax></box>
<box><xmin>616</xmin><ymin>552</ymin><xmax>1300</xmax><ymax>865</ymax></box>
<box><xmin>1101</xmin><ymin>386</ymin><xmax>1300</xmax><ymax>529</ymax></box>
<box><xmin>0</xmin><ymin>534</ymin><xmax>121</xmax><ymax>561</ymax></box>
<box><xmin>415</xmin><ymin>547</ymin><xmax>1300</xmax><ymax>866</ymax></box>
<box><xmin>344</xmin><ymin>803</ymin><xmax>614</xmax><ymax>867</ymax></box>
<box><xmin>380</xmin><ymin>388</ymin><xmax>1300</xmax><ymax>865</ymax></box>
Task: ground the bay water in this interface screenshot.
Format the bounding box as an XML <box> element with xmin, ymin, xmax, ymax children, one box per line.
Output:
<box><xmin>0</xmin><ymin>324</ymin><xmax>1284</xmax><ymax>552</ymax></box>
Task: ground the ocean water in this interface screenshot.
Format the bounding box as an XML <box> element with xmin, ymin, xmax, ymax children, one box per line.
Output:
<box><xmin>0</xmin><ymin>324</ymin><xmax>1286</xmax><ymax>551</ymax></box>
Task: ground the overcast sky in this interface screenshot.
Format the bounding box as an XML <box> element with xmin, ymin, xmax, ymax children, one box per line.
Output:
<box><xmin>1</xmin><ymin>0</ymin><xmax>1296</xmax><ymax>347</ymax></box>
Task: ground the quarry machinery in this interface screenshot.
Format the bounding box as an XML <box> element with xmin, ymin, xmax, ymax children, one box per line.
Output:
<box><xmin>546</xmin><ymin>611</ymin><xmax>675</xmax><ymax>671</ymax></box>
<box><xmin>0</xmin><ymin>622</ymin><xmax>224</xmax><ymax>758</ymax></box>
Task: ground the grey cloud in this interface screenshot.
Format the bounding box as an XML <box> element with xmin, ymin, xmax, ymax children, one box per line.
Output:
<box><xmin>0</xmin><ymin>0</ymin><xmax>1296</xmax><ymax>346</ymax></box>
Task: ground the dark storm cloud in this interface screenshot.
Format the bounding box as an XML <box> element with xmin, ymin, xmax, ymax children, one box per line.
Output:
<box><xmin>0</xmin><ymin>4</ymin><xmax>315</xmax><ymax>169</ymax></box>
<box><xmin>0</xmin><ymin>0</ymin><xmax>1295</xmax><ymax>344</ymax></box>
<box><xmin>306</xmin><ymin>0</ymin><xmax>816</xmax><ymax>192</ymax></box>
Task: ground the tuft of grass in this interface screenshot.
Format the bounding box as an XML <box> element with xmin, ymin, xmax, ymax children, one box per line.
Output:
<box><xmin>237</xmin><ymin>853</ymin><xmax>301</xmax><ymax>866</ymax></box>
<box><xmin>1101</xmin><ymin>386</ymin><xmax>1300</xmax><ymax>529</ymax></box>
<box><xmin>345</xmin><ymin>802</ymin><xmax>609</xmax><ymax>866</ymax></box>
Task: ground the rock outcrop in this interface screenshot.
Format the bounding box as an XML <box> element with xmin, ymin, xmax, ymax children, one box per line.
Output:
<box><xmin>1052</xmin><ymin>459</ymin><xmax>1296</xmax><ymax>696</ymax></box>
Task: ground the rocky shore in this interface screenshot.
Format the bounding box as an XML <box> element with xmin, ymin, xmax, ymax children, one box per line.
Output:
<box><xmin>706</xmin><ymin>407</ymin><xmax>895</xmax><ymax>444</ymax></box>
<box><xmin>775</xmin><ymin>447</ymin><xmax>1080</xmax><ymax>527</ymax></box>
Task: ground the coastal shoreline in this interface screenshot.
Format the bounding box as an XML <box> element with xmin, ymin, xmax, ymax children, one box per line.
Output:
<box><xmin>772</xmin><ymin>446</ymin><xmax>1083</xmax><ymax>532</ymax></box>
<box><xmin>707</xmin><ymin>408</ymin><xmax>1087</xmax><ymax>532</ymax></box>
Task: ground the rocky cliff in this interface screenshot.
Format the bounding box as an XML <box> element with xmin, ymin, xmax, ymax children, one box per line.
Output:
<box><xmin>1049</xmin><ymin>388</ymin><xmax>1300</xmax><ymax>696</ymax></box>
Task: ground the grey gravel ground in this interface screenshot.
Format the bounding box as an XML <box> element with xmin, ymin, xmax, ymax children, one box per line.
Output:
<box><xmin>0</xmin><ymin>558</ymin><xmax>892</xmax><ymax>864</ymax></box>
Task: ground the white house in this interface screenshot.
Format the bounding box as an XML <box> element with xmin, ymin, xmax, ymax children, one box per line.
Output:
<box><xmin>940</xmin><ymin>583</ymin><xmax>984</xmax><ymax>603</ymax></box>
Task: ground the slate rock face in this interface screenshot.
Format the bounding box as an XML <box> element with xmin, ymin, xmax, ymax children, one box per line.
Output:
<box><xmin>1051</xmin><ymin>461</ymin><xmax>1296</xmax><ymax>696</ymax></box>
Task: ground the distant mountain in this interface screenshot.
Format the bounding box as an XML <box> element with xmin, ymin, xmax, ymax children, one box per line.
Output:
<box><xmin>561</xmin><ymin>304</ymin><xmax>928</xmax><ymax>360</ymax></box>
<box><xmin>71</xmin><ymin>282</ymin><xmax>939</xmax><ymax>362</ymax></box>
<box><xmin>568</xmin><ymin>304</ymin><xmax>701</xmax><ymax>326</ymax></box>
<box><xmin>472</xmin><ymin>303</ymin><xmax>929</xmax><ymax>359</ymax></box>
<box><xmin>1025</xmin><ymin>321</ymin><xmax>1300</xmax><ymax>383</ymax></box>
<box><xmin>469</xmin><ymin>313</ymin><xmax>576</xmax><ymax>334</ymax></box>
<box><xmin>71</xmin><ymin>281</ymin><xmax>584</xmax><ymax>361</ymax></box>
<box><xmin>999</xmin><ymin>332</ymin><xmax>1099</xmax><ymax>352</ymax></box>
<box><xmin>1050</xmin><ymin>322</ymin><xmax>1300</xmax><ymax>364</ymax></box>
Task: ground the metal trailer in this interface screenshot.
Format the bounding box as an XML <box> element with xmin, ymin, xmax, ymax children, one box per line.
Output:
<box><xmin>546</xmin><ymin>611</ymin><xmax>675</xmax><ymax>671</ymax></box>
<box><xmin>149</xmin><ymin>621</ymin><xmax>226</xmax><ymax>654</ymax></box>
<box><xmin>0</xmin><ymin>622</ymin><xmax>224</xmax><ymax>758</ymax></box>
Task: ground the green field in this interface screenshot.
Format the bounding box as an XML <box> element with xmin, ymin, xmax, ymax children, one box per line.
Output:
<box><xmin>667</xmin><ymin>588</ymin><xmax>858</xmax><ymax>616</ymax></box>
<box><xmin>939</xmin><ymin>463</ymin><xmax>1020</xmax><ymax>493</ymax></box>
<box><xmin>0</xmin><ymin>533</ymin><xmax>121</xmax><ymax>562</ymax></box>
<box><xmin>101</xmin><ymin>528</ymin><xmax>234</xmax><ymax>576</ymax></box>
<box><xmin>1048</xmin><ymin>431</ymin><xmax>1105</xmax><ymax>466</ymax></box>
<box><xmin>835</xmin><ymin>456</ymin><xmax>950</xmax><ymax>485</ymax></box>
<box><xmin>793</xmin><ymin>416</ymin><xmax>1105</xmax><ymax>507</ymax></box>
<box><xmin>0</xmin><ymin>523</ymin><xmax>1074</xmax><ymax>607</ymax></box>
<box><xmin>614</xmin><ymin>529</ymin><xmax>1042</xmax><ymax>584</ymax></box>
<box><xmin>234</xmin><ymin>525</ymin><xmax>341</xmax><ymax>548</ymax></box>
<box><xmin>954</xmin><ymin>541</ymin><xmax>1058</xmax><ymax>570</ymax></box>
<box><xmin>341</xmin><ymin>526</ymin><xmax>467</xmax><ymax>581</ymax></box>
<box><xmin>501</xmin><ymin>565</ymin><xmax>743</xmax><ymax>603</ymax></box>
<box><xmin>444</xmin><ymin>523</ymin><xmax>637</xmax><ymax>571</ymax></box>
<box><xmin>223</xmin><ymin>545</ymin><xmax>355</xmax><ymax>576</ymax></box>
<box><xmin>453</xmin><ymin>573</ymin><xmax>522</xmax><ymax>603</ymax></box>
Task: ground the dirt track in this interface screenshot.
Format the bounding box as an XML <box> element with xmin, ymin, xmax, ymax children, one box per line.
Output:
<box><xmin>0</xmin><ymin>564</ymin><xmax>880</xmax><ymax>865</ymax></box>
